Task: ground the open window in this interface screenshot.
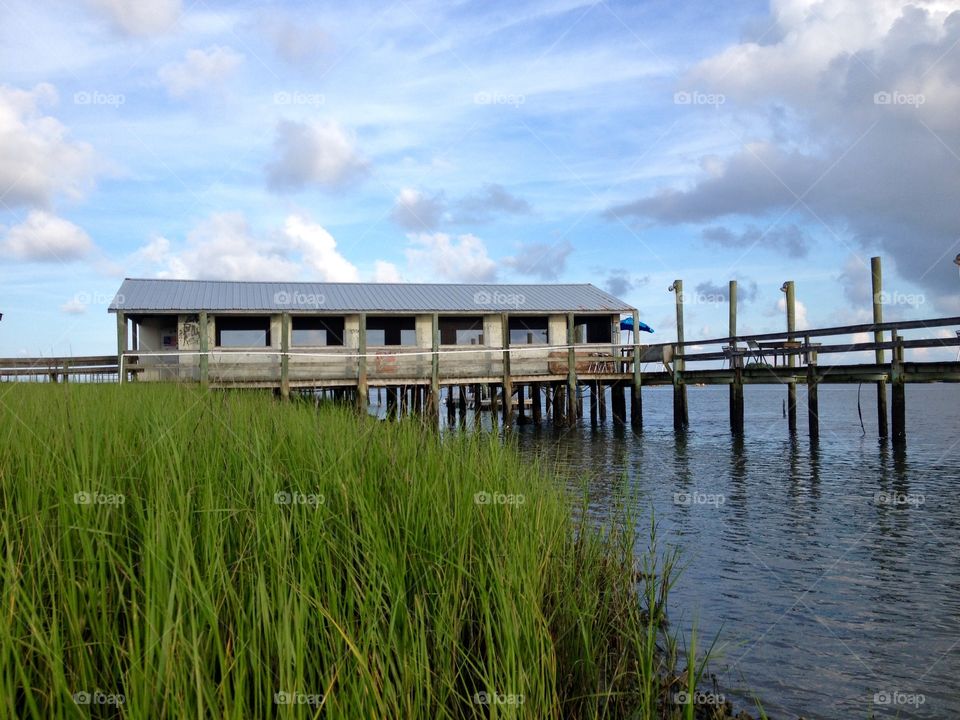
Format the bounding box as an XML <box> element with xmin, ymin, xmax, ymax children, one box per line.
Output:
<box><xmin>366</xmin><ymin>316</ymin><xmax>417</xmax><ymax>346</ymax></box>
<box><xmin>509</xmin><ymin>316</ymin><xmax>548</xmax><ymax>344</ymax></box>
<box><xmin>439</xmin><ymin>316</ymin><xmax>484</xmax><ymax>345</ymax></box>
<box><xmin>216</xmin><ymin>316</ymin><xmax>271</xmax><ymax>347</ymax></box>
<box><xmin>292</xmin><ymin>316</ymin><xmax>344</xmax><ymax>346</ymax></box>
<box><xmin>573</xmin><ymin>315</ymin><xmax>613</xmax><ymax>343</ymax></box>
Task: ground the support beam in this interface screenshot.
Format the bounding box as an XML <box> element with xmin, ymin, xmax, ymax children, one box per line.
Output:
<box><xmin>280</xmin><ymin>312</ymin><xmax>290</xmax><ymax>400</ymax></box>
<box><xmin>590</xmin><ymin>381</ymin><xmax>598</xmax><ymax>427</ymax></box>
<box><xmin>891</xmin><ymin>332</ymin><xmax>906</xmax><ymax>442</ymax></box>
<box><xmin>612</xmin><ymin>381</ymin><xmax>627</xmax><ymax>425</ymax></box>
<box><xmin>501</xmin><ymin>313</ymin><xmax>513</xmax><ymax>426</ymax></box>
<box><xmin>566</xmin><ymin>312</ymin><xmax>577</xmax><ymax>423</ymax></box>
<box><xmin>807</xmin><ymin>335</ymin><xmax>819</xmax><ymax>444</ymax></box>
<box><xmin>357</xmin><ymin>313</ymin><xmax>368</xmax><ymax>414</ymax></box>
<box><xmin>429</xmin><ymin>313</ymin><xmax>440</xmax><ymax>419</ymax></box>
<box><xmin>631</xmin><ymin>309</ymin><xmax>643</xmax><ymax>430</ymax></box>
<box><xmin>199</xmin><ymin>311</ymin><xmax>209</xmax><ymax>389</ymax></box>
<box><xmin>784</xmin><ymin>280</ymin><xmax>797</xmax><ymax>434</ymax></box>
<box><xmin>531</xmin><ymin>382</ymin><xmax>542</xmax><ymax>424</ymax></box>
<box><xmin>116</xmin><ymin>311</ymin><xmax>127</xmax><ymax>384</ymax></box>
<box><xmin>729</xmin><ymin>282</ymin><xmax>743</xmax><ymax>435</ymax></box>
<box><xmin>872</xmin><ymin>257</ymin><xmax>889</xmax><ymax>438</ymax></box>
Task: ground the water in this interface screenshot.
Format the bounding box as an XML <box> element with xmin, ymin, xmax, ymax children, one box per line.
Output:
<box><xmin>508</xmin><ymin>384</ymin><xmax>960</xmax><ymax>720</ymax></box>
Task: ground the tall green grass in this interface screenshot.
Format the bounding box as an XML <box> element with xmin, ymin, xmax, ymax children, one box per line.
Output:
<box><xmin>0</xmin><ymin>384</ymin><xmax>714</xmax><ymax>719</ymax></box>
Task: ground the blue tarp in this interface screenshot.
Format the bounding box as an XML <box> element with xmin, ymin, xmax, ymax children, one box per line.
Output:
<box><xmin>619</xmin><ymin>317</ymin><xmax>654</xmax><ymax>333</ymax></box>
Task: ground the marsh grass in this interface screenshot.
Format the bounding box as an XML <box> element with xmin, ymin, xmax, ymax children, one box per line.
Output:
<box><xmin>0</xmin><ymin>384</ymin><xmax>731</xmax><ymax>719</ymax></box>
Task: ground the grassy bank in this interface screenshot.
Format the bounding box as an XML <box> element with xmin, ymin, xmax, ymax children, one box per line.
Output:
<box><xmin>0</xmin><ymin>384</ymin><xmax>722</xmax><ymax>719</ymax></box>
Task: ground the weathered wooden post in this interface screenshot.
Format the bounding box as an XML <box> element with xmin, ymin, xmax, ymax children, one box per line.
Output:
<box><xmin>783</xmin><ymin>281</ymin><xmax>798</xmax><ymax>434</ymax></box>
<box><xmin>891</xmin><ymin>331</ymin><xmax>906</xmax><ymax>442</ymax></box>
<box><xmin>590</xmin><ymin>381</ymin><xmax>598</xmax><ymax>426</ymax></box>
<box><xmin>116</xmin><ymin>311</ymin><xmax>127</xmax><ymax>384</ymax></box>
<box><xmin>357</xmin><ymin>313</ymin><xmax>368</xmax><ymax>414</ymax></box>
<box><xmin>501</xmin><ymin>313</ymin><xmax>513</xmax><ymax>425</ymax></box>
<box><xmin>280</xmin><ymin>312</ymin><xmax>290</xmax><ymax>400</ymax></box>
<box><xmin>806</xmin><ymin>334</ymin><xmax>819</xmax><ymax>443</ymax></box>
<box><xmin>566</xmin><ymin>313</ymin><xmax>578</xmax><ymax>423</ymax></box>
<box><xmin>631</xmin><ymin>309</ymin><xmax>643</xmax><ymax>430</ymax></box>
<box><xmin>531</xmin><ymin>382</ymin><xmax>542</xmax><ymax>424</ymax></box>
<box><xmin>612</xmin><ymin>381</ymin><xmax>627</xmax><ymax>424</ymax></box>
<box><xmin>872</xmin><ymin>257</ymin><xmax>889</xmax><ymax>438</ymax></box>
<box><xmin>729</xmin><ymin>281</ymin><xmax>744</xmax><ymax>435</ymax></box>
<box><xmin>428</xmin><ymin>313</ymin><xmax>439</xmax><ymax>419</ymax></box>
<box><xmin>473</xmin><ymin>383</ymin><xmax>482</xmax><ymax>422</ymax></box>
<box><xmin>669</xmin><ymin>280</ymin><xmax>688</xmax><ymax>430</ymax></box>
<box><xmin>199</xmin><ymin>311</ymin><xmax>209</xmax><ymax>388</ymax></box>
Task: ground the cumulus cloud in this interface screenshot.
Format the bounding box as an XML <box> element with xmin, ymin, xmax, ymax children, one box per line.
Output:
<box><xmin>607</xmin><ymin>1</ymin><xmax>960</xmax><ymax>310</ymax></box>
<box><xmin>390</xmin><ymin>188</ymin><xmax>446</xmax><ymax>231</ymax></box>
<box><xmin>774</xmin><ymin>296</ymin><xmax>810</xmax><ymax>330</ymax></box>
<box><xmin>1</xmin><ymin>210</ymin><xmax>94</xmax><ymax>262</ymax></box>
<box><xmin>88</xmin><ymin>0</ymin><xmax>180</xmax><ymax>36</ymax></box>
<box><xmin>158</xmin><ymin>46</ymin><xmax>244</xmax><ymax>98</ymax></box>
<box><xmin>702</xmin><ymin>224</ymin><xmax>812</xmax><ymax>258</ymax></box>
<box><xmin>605</xmin><ymin>271</ymin><xmax>646</xmax><ymax>298</ymax></box>
<box><xmin>0</xmin><ymin>83</ymin><xmax>97</xmax><ymax>208</ymax></box>
<box><xmin>452</xmin><ymin>183</ymin><xmax>531</xmax><ymax>223</ymax></box>
<box><xmin>404</xmin><ymin>232</ymin><xmax>497</xmax><ymax>282</ymax></box>
<box><xmin>265</xmin><ymin>120</ymin><xmax>368</xmax><ymax>192</ymax></box>
<box><xmin>60</xmin><ymin>297</ymin><xmax>88</xmax><ymax>314</ymax></box>
<box><xmin>694</xmin><ymin>277</ymin><xmax>759</xmax><ymax>303</ymax></box>
<box><xmin>282</xmin><ymin>215</ymin><xmax>359</xmax><ymax>281</ymax></box>
<box><xmin>372</xmin><ymin>260</ymin><xmax>402</xmax><ymax>283</ymax></box>
<box><xmin>502</xmin><ymin>240</ymin><xmax>573</xmax><ymax>280</ymax></box>
<box><xmin>136</xmin><ymin>212</ymin><xmax>359</xmax><ymax>282</ymax></box>
<box><xmin>261</xmin><ymin>15</ymin><xmax>332</xmax><ymax>65</ymax></box>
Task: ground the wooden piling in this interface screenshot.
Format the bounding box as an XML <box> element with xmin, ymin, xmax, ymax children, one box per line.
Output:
<box><xmin>116</xmin><ymin>311</ymin><xmax>127</xmax><ymax>384</ymax></box>
<box><xmin>872</xmin><ymin>257</ymin><xmax>889</xmax><ymax>438</ymax></box>
<box><xmin>631</xmin><ymin>309</ymin><xmax>643</xmax><ymax>430</ymax></box>
<box><xmin>671</xmin><ymin>280</ymin><xmax>689</xmax><ymax>430</ymax></box>
<box><xmin>598</xmin><ymin>383</ymin><xmax>607</xmax><ymax>422</ymax></box>
<box><xmin>517</xmin><ymin>384</ymin><xmax>526</xmax><ymax>422</ymax></box>
<box><xmin>590</xmin><ymin>381</ymin><xmax>598</xmax><ymax>426</ymax></box>
<box><xmin>280</xmin><ymin>312</ymin><xmax>290</xmax><ymax>400</ymax></box>
<box><xmin>357</xmin><ymin>313</ymin><xmax>368</xmax><ymax>414</ymax></box>
<box><xmin>728</xmin><ymin>281</ymin><xmax>744</xmax><ymax>435</ymax></box>
<box><xmin>891</xmin><ymin>332</ymin><xmax>906</xmax><ymax>442</ymax></box>
<box><xmin>429</xmin><ymin>313</ymin><xmax>439</xmax><ymax>418</ymax></box>
<box><xmin>473</xmin><ymin>383</ymin><xmax>482</xmax><ymax>423</ymax></box>
<box><xmin>806</xmin><ymin>335</ymin><xmax>819</xmax><ymax>443</ymax></box>
<box><xmin>612</xmin><ymin>381</ymin><xmax>627</xmax><ymax>425</ymax></box>
<box><xmin>198</xmin><ymin>311</ymin><xmax>209</xmax><ymax>389</ymax></box>
<box><xmin>784</xmin><ymin>281</ymin><xmax>798</xmax><ymax>434</ymax></box>
<box><xmin>531</xmin><ymin>382</ymin><xmax>542</xmax><ymax>424</ymax></box>
<box><xmin>566</xmin><ymin>313</ymin><xmax>577</xmax><ymax>423</ymax></box>
<box><xmin>501</xmin><ymin>313</ymin><xmax>513</xmax><ymax>426</ymax></box>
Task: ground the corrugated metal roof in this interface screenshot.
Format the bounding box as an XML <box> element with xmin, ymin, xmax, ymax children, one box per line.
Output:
<box><xmin>109</xmin><ymin>279</ymin><xmax>634</xmax><ymax>313</ymax></box>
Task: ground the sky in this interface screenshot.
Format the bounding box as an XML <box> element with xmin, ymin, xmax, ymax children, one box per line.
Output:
<box><xmin>1</xmin><ymin>0</ymin><xmax>960</xmax><ymax>357</ymax></box>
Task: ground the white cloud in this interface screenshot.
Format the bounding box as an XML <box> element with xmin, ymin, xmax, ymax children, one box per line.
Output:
<box><xmin>391</xmin><ymin>188</ymin><xmax>446</xmax><ymax>231</ymax></box>
<box><xmin>282</xmin><ymin>215</ymin><xmax>359</xmax><ymax>281</ymax></box>
<box><xmin>260</xmin><ymin>14</ymin><xmax>332</xmax><ymax>65</ymax></box>
<box><xmin>88</xmin><ymin>0</ymin><xmax>181</xmax><ymax>36</ymax></box>
<box><xmin>0</xmin><ymin>83</ymin><xmax>97</xmax><ymax>208</ymax></box>
<box><xmin>265</xmin><ymin>120</ymin><xmax>368</xmax><ymax>192</ymax></box>
<box><xmin>775</xmin><ymin>296</ymin><xmax>809</xmax><ymax>330</ymax></box>
<box><xmin>60</xmin><ymin>297</ymin><xmax>88</xmax><ymax>314</ymax></box>
<box><xmin>134</xmin><ymin>212</ymin><xmax>359</xmax><ymax>282</ymax></box>
<box><xmin>405</xmin><ymin>232</ymin><xmax>497</xmax><ymax>282</ymax></box>
<box><xmin>158</xmin><ymin>46</ymin><xmax>244</xmax><ymax>98</ymax></box>
<box><xmin>372</xmin><ymin>260</ymin><xmax>402</xmax><ymax>282</ymax></box>
<box><xmin>1</xmin><ymin>210</ymin><xmax>94</xmax><ymax>262</ymax></box>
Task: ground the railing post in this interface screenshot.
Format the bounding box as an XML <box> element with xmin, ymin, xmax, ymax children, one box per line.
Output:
<box><xmin>670</xmin><ymin>280</ymin><xmax>688</xmax><ymax>430</ymax></box>
<box><xmin>357</xmin><ymin>313</ymin><xmax>367</xmax><ymax>414</ymax></box>
<box><xmin>783</xmin><ymin>280</ymin><xmax>798</xmax><ymax>434</ymax></box>
<box><xmin>199</xmin><ymin>311</ymin><xmax>209</xmax><ymax>388</ymax></box>
<box><xmin>280</xmin><ymin>312</ymin><xmax>290</xmax><ymax>400</ymax></box>
<box><xmin>872</xmin><ymin>257</ymin><xmax>889</xmax><ymax>438</ymax></box>
<box><xmin>116</xmin><ymin>311</ymin><xmax>127</xmax><ymax>384</ymax></box>
<box><xmin>631</xmin><ymin>309</ymin><xmax>642</xmax><ymax>431</ymax></box>
<box><xmin>501</xmin><ymin>313</ymin><xmax>513</xmax><ymax>425</ymax></box>
<box><xmin>566</xmin><ymin>312</ymin><xmax>577</xmax><ymax>423</ymax></box>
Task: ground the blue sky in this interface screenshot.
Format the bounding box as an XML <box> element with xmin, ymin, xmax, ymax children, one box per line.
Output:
<box><xmin>2</xmin><ymin>0</ymin><xmax>959</xmax><ymax>356</ymax></box>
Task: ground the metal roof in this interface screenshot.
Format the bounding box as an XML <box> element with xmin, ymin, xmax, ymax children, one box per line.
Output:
<box><xmin>109</xmin><ymin>279</ymin><xmax>634</xmax><ymax>314</ymax></box>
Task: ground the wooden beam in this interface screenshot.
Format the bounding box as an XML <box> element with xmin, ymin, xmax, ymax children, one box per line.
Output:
<box><xmin>116</xmin><ymin>312</ymin><xmax>127</xmax><ymax>384</ymax></box>
<box><xmin>671</xmin><ymin>280</ymin><xmax>688</xmax><ymax>430</ymax></box>
<box><xmin>631</xmin><ymin>309</ymin><xmax>642</xmax><ymax>430</ymax></box>
<box><xmin>566</xmin><ymin>313</ymin><xmax>577</xmax><ymax>423</ymax></box>
<box><xmin>199</xmin><ymin>311</ymin><xmax>209</xmax><ymax>388</ymax></box>
<box><xmin>872</xmin><ymin>256</ymin><xmax>889</xmax><ymax>438</ymax></box>
<box><xmin>430</xmin><ymin>313</ymin><xmax>439</xmax><ymax>419</ymax></box>
<box><xmin>501</xmin><ymin>313</ymin><xmax>513</xmax><ymax>425</ymax></box>
<box><xmin>784</xmin><ymin>280</ymin><xmax>797</xmax><ymax>434</ymax></box>
<box><xmin>892</xmin><ymin>332</ymin><xmax>906</xmax><ymax>442</ymax></box>
<box><xmin>280</xmin><ymin>312</ymin><xmax>290</xmax><ymax>400</ymax></box>
<box><xmin>357</xmin><ymin>313</ymin><xmax>368</xmax><ymax>414</ymax></box>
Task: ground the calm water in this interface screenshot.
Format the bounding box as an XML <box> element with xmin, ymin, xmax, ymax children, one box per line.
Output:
<box><xmin>505</xmin><ymin>384</ymin><xmax>960</xmax><ymax>720</ymax></box>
